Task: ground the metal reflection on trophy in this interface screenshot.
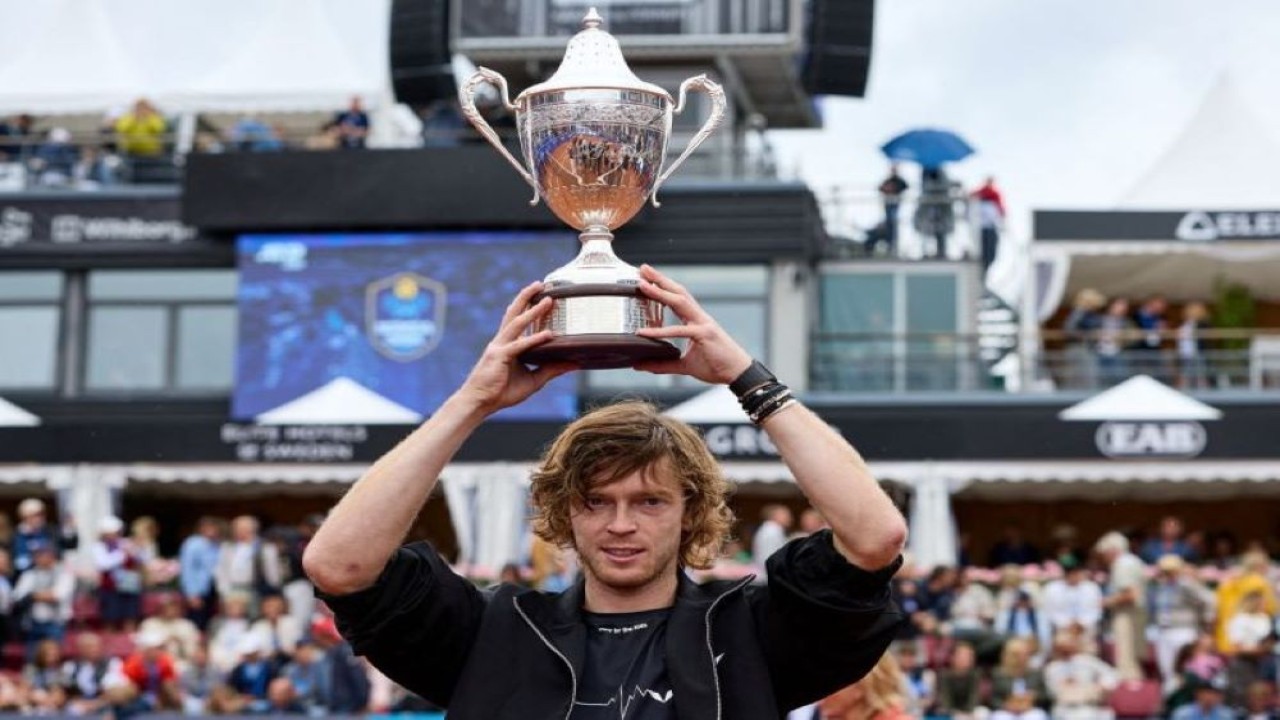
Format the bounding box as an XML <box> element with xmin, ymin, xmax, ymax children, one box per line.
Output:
<box><xmin>459</xmin><ymin>7</ymin><xmax>726</xmax><ymax>369</ymax></box>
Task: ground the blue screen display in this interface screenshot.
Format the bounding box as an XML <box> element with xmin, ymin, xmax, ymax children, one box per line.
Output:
<box><xmin>233</xmin><ymin>231</ymin><xmax>578</xmax><ymax>422</ymax></box>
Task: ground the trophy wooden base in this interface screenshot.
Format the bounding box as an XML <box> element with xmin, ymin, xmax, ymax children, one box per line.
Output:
<box><xmin>518</xmin><ymin>333</ymin><xmax>680</xmax><ymax>370</ymax></box>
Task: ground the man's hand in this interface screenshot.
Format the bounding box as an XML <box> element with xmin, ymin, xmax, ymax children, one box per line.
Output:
<box><xmin>454</xmin><ymin>282</ymin><xmax>577</xmax><ymax>415</ymax></box>
<box><xmin>633</xmin><ymin>265</ymin><xmax>752</xmax><ymax>384</ymax></box>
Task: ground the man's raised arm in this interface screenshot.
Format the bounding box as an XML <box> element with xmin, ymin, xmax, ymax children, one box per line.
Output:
<box><xmin>303</xmin><ymin>283</ymin><xmax>574</xmax><ymax>595</ymax></box>
<box><xmin>634</xmin><ymin>265</ymin><xmax>906</xmax><ymax>572</ymax></box>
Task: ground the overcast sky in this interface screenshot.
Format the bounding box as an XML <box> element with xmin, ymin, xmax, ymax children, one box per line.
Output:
<box><xmin>768</xmin><ymin>0</ymin><xmax>1280</xmax><ymax>238</ymax></box>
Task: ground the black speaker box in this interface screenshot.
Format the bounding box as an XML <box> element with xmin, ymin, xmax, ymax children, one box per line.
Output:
<box><xmin>801</xmin><ymin>0</ymin><xmax>876</xmax><ymax>98</ymax></box>
<box><xmin>389</xmin><ymin>0</ymin><xmax>455</xmax><ymax>107</ymax></box>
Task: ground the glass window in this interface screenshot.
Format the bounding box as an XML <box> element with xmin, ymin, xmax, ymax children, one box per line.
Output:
<box><xmin>905</xmin><ymin>274</ymin><xmax>960</xmax><ymax>391</ymax></box>
<box><xmin>0</xmin><ymin>308</ymin><xmax>59</xmax><ymax>389</ymax></box>
<box><xmin>0</xmin><ymin>272</ymin><xmax>64</xmax><ymax>391</ymax></box>
<box><xmin>86</xmin><ymin>307</ymin><xmax>167</xmax><ymax>391</ymax></box>
<box><xmin>85</xmin><ymin>270</ymin><xmax>237</xmax><ymax>394</ymax></box>
<box><xmin>177</xmin><ymin>306</ymin><xmax>237</xmax><ymax>389</ymax></box>
<box><xmin>816</xmin><ymin>273</ymin><xmax>895</xmax><ymax>391</ymax></box>
<box><xmin>89</xmin><ymin>270</ymin><xmax>237</xmax><ymax>301</ymax></box>
<box><xmin>0</xmin><ymin>271</ymin><xmax>62</xmax><ymax>301</ymax></box>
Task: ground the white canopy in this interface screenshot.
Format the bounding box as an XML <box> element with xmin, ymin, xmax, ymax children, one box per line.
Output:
<box><xmin>1122</xmin><ymin>74</ymin><xmax>1280</xmax><ymax>209</ymax></box>
<box><xmin>0</xmin><ymin>397</ymin><xmax>40</xmax><ymax>427</ymax></box>
<box><xmin>0</xmin><ymin>0</ymin><xmax>393</xmax><ymax>115</ymax></box>
<box><xmin>255</xmin><ymin>377</ymin><xmax>424</xmax><ymax>425</ymax></box>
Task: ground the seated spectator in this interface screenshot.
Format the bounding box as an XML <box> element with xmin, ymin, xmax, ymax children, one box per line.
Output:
<box><xmin>895</xmin><ymin>640</ymin><xmax>936</xmax><ymax>716</ymax></box>
<box><xmin>250</xmin><ymin>593</ymin><xmax>302</xmax><ymax>661</ymax></box>
<box><xmin>227</xmin><ymin>634</ymin><xmax>280</xmax><ymax>713</ymax></box>
<box><xmin>991</xmin><ymin>637</ymin><xmax>1050</xmax><ymax>720</ymax></box>
<box><xmin>1243</xmin><ymin>680</ymin><xmax>1276</xmax><ymax>720</ymax></box>
<box><xmin>1171</xmin><ymin>674</ymin><xmax>1234</xmax><ymax>720</ymax></box>
<box><xmin>178</xmin><ymin>644</ymin><xmax>220</xmax><ymax>714</ymax></box>
<box><xmin>23</xmin><ymin>637</ymin><xmax>68</xmax><ymax>712</ymax></box>
<box><xmin>73</xmin><ymin>145</ymin><xmax>119</xmax><ymax>187</ymax></box>
<box><xmin>61</xmin><ymin>632</ymin><xmax>120</xmax><ymax>716</ymax></box>
<box><xmin>997</xmin><ymin>589</ymin><xmax>1052</xmax><ymax>660</ymax></box>
<box><xmin>92</xmin><ymin>516</ymin><xmax>143</xmax><ymax>632</ymax></box>
<box><xmin>114</xmin><ymin>99</ymin><xmax>167</xmax><ymax>157</ymax></box>
<box><xmin>12</xmin><ymin>542</ymin><xmax>74</xmax><ymax>657</ymax></box>
<box><xmin>1141</xmin><ymin>516</ymin><xmax>1197</xmax><ymax>564</ymax></box>
<box><xmin>284</xmin><ymin>638</ymin><xmax>329</xmax><ymax>713</ymax></box>
<box><xmin>1225</xmin><ymin>590</ymin><xmax>1273</xmax><ymax>708</ymax></box>
<box><xmin>333</xmin><ymin>96</ymin><xmax>370</xmax><ymax>149</ymax></box>
<box><xmin>310</xmin><ymin>615</ymin><xmax>370</xmax><ymax>713</ymax></box>
<box><xmin>138</xmin><ymin>594</ymin><xmax>201</xmax><ymax>664</ymax></box>
<box><xmin>114</xmin><ymin>628</ymin><xmax>183</xmax><ymax>713</ymax></box>
<box><xmin>1041</xmin><ymin>557</ymin><xmax>1103</xmax><ymax>647</ymax></box>
<box><xmin>230</xmin><ymin>115</ymin><xmax>284</xmax><ymax>152</ymax></box>
<box><xmin>990</xmin><ymin>525</ymin><xmax>1042</xmax><ymax>567</ymax></box>
<box><xmin>1042</xmin><ymin>632</ymin><xmax>1117</xmax><ymax>720</ymax></box>
<box><xmin>935</xmin><ymin>642</ymin><xmax>984</xmax><ymax>720</ymax></box>
<box><xmin>1216</xmin><ymin>552</ymin><xmax>1275</xmax><ymax>654</ymax></box>
<box><xmin>13</xmin><ymin>498</ymin><xmax>72</xmax><ymax>574</ymax></box>
<box><xmin>31</xmin><ymin>127</ymin><xmax>78</xmax><ymax>186</ymax></box>
<box><xmin>265</xmin><ymin>677</ymin><xmax>306</xmax><ymax>715</ymax></box>
<box><xmin>209</xmin><ymin>594</ymin><xmax>254</xmax><ymax>674</ymax></box>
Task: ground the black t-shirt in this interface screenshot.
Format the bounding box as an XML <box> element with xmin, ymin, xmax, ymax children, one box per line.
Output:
<box><xmin>572</xmin><ymin>608</ymin><xmax>675</xmax><ymax>719</ymax></box>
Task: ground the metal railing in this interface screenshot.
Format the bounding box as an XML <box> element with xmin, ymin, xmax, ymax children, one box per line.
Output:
<box><xmin>0</xmin><ymin>119</ymin><xmax>778</xmax><ymax>191</ymax></box>
<box><xmin>811</xmin><ymin>329</ymin><xmax>1280</xmax><ymax>394</ymax></box>
<box><xmin>814</xmin><ymin>186</ymin><xmax>989</xmax><ymax>262</ymax></box>
<box><xmin>459</xmin><ymin>0</ymin><xmax>794</xmax><ymax>40</ymax></box>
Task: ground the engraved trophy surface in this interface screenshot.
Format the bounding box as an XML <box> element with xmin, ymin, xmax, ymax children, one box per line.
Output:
<box><xmin>459</xmin><ymin>7</ymin><xmax>726</xmax><ymax>369</ymax></box>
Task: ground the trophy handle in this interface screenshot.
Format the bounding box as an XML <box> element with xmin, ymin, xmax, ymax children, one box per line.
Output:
<box><xmin>459</xmin><ymin>67</ymin><xmax>540</xmax><ymax>206</ymax></box>
<box><xmin>652</xmin><ymin>74</ymin><xmax>726</xmax><ymax>208</ymax></box>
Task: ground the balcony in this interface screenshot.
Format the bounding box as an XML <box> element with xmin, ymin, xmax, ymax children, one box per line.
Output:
<box><xmin>456</xmin><ymin>0</ymin><xmax>817</xmax><ymax>128</ymax></box>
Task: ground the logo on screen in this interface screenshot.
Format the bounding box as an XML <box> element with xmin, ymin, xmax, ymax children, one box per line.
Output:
<box><xmin>365</xmin><ymin>273</ymin><xmax>447</xmax><ymax>361</ymax></box>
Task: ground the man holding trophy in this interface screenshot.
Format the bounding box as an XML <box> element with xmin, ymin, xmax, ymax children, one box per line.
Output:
<box><xmin>304</xmin><ymin>9</ymin><xmax>905</xmax><ymax>719</ymax></box>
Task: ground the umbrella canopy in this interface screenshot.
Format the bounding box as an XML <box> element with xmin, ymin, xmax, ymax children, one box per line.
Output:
<box><xmin>881</xmin><ymin>128</ymin><xmax>975</xmax><ymax>169</ymax></box>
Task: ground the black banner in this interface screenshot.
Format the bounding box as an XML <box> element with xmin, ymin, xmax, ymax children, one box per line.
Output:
<box><xmin>1035</xmin><ymin>209</ymin><xmax>1280</xmax><ymax>242</ymax></box>
<box><xmin>2</xmin><ymin>397</ymin><xmax>1278</xmax><ymax>463</ymax></box>
<box><xmin>0</xmin><ymin>191</ymin><xmax>223</xmax><ymax>266</ymax></box>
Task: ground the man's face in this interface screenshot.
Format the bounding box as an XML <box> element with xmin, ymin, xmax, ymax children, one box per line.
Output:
<box><xmin>571</xmin><ymin>466</ymin><xmax>685</xmax><ymax>593</ymax></box>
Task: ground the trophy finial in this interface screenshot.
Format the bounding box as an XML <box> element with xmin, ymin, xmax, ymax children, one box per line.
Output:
<box><xmin>583</xmin><ymin>7</ymin><xmax>603</xmax><ymax>29</ymax></box>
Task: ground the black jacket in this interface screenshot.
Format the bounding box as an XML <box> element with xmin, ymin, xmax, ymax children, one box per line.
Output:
<box><xmin>324</xmin><ymin>529</ymin><xmax>903</xmax><ymax>719</ymax></box>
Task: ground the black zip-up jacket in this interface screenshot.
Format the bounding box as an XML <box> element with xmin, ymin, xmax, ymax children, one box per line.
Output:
<box><xmin>324</xmin><ymin>529</ymin><xmax>903</xmax><ymax>719</ymax></box>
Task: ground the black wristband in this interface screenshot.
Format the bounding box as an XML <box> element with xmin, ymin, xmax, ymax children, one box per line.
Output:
<box><xmin>729</xmin><ymin>359</ymin><xmax>777</xmax><ymax>399</ymax></box>
<box><xmin>741</xmin><ymin>382</ymin><xmax>788</xmax><ymax>418</ymax></box>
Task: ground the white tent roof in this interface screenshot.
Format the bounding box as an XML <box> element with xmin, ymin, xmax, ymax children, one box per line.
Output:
<box><xmin>0</xmin><ymin>0</ymin><xmax>392</xmax><ymax>115</ymax></box>
<box><xmin>256</xmin><ymin>377</ymin><xmax>423</xmax><ymax>425</ymax></box>
<box><xmin>1121</xmin><ymin>75</ymin><xmax>1280</xmax><ymax>209</ymax></box>
<box><xmin>0</xmin><ymin>397</ymin><xmax>40</xmax><ymax>427</ymax></box>
<box><xmin>1058</xmin><ymin>375</ymin><xmax>1222</xmax><ymax>421</ymax></box>
<box><xmin>663</xmin><ymin>386</ymin><xmax>748</xmax><ymax>423</ymax></box>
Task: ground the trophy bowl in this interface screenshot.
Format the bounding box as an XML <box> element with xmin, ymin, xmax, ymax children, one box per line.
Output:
<box><xmin>459</xmin><ymin>8</ymin><xmax>726</xmax><ymax>369</ymax></box>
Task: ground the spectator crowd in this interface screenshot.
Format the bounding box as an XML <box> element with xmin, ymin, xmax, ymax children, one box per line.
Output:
<box><xmin>0</xmin><ymin>499</ymin><xmax>428</xmax><ymax>717</ymax></box>
<box><xmin>5</xmin><ymin>492</ymin><xmax>1278</xmax><ymax>719</ymax></box>
<box><xmin>1061</xmin><ymin>291</ymin><xmax>1216</xmax><ymax>390</ymax></box>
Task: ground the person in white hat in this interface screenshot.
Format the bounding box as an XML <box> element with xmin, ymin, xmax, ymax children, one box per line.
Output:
<box><xmin>92</xmin><ymin>516</ymin><xmax>143</xmax><ymax>631</ymax></box>
<box><xmin>14</xmin><ymin>498</ymin><xmax>62</xmax><ymax>574</ymax></box>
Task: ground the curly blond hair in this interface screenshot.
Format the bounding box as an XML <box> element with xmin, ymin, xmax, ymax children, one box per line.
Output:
<box><xmin>529</xmin><ymin>400</ymin><xmax>734</xmax><ymax>570</ymax></box>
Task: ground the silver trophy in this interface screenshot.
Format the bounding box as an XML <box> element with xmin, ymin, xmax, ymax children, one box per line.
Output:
<box><xmin>459</xmin><ymin>7</ymin><xmax>726</xmax><ymax>369</ymax></box>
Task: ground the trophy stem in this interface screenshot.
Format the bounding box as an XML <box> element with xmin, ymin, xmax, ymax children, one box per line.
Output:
<box><xmin>572</xmin><ymin>225</ymin><xmax>630</xmax><ymax>274</ymax></box>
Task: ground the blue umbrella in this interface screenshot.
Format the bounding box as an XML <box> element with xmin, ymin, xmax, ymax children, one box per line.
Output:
<box><xmin>880</xmin><ymin>128</ymin><xmax>975</xmax><ymax>169</ymax></box>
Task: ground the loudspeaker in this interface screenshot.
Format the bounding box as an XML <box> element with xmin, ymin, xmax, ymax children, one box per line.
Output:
<box><xmin>800</xmin><ymin>0</ymin><xmax>875</xmax><ymax>98</ymax></box>
<box><xmin>389</xmin><ymin>0</ymin><xmax>455</xmax><ymax>107</ymax></box>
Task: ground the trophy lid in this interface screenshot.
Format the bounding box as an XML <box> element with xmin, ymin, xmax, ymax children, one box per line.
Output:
<box><xmin>519</xmin><ymin>8</ymin><xmax>671</xmax><ymax>100</ymax></box>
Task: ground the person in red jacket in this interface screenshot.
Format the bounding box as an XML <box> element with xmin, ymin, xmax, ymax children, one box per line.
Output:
<box><xmin>971</xmin><ymin>177</ymin><xmax>1007</xmax><ymax>275</ymax></box>
<box><xmin>116</xmin><ymin>629</ymin><xmax>181</xmax><ymax>713</ymax></box>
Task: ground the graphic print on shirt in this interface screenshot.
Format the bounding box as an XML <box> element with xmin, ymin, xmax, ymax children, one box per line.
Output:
<box><xmin>573</xmin><ymin>609</ymin><xmax>675</xmax><ymax>719</ymax></box>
